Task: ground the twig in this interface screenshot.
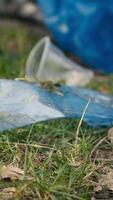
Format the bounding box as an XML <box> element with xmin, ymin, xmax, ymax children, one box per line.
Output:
<box><xmin>23</xmin><ymin>124</ymin><xmax>34</xmax><ymax>179</ymax></box>
<box><xmin>0</xmin><ymin>141</ymin><xmax>55</xmax><ymax>150</ymax></box>
<box><xmin>89</xmin><ymin>136</ymin><xmax>107</xmax><ymax>163</ymax></box>
<box><xmin>75</xmin><ymin>97</ymin><xmax>92</xmax><ymax>146</ymax></box>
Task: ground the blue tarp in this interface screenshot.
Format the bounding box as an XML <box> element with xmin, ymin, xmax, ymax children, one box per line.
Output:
<box><xmin>0</xmin><ymin>80</ymin><xmax>113</xmax><ymax>131</ymax></box>
<box><xmin>37</xmin><ymin>0</ymin><xmax>113</xmax><ymax>73</ymax></box>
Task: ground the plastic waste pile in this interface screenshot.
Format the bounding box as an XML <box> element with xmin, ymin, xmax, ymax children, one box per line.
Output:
<box><xmin>37</xmin><ymin>0</ymin><xmax>113</xmax><ymax>73</ymax></box>
<box><xmin>0</xmin><ymin>37</ymin><xmax>113</xmax><ymax>131</ymax></box>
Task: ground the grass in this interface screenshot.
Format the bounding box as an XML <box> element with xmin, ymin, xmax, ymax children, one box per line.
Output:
<box><xmin>0</xmin><ymin>20</ymin><xmax>113</xmax><ymax>200</ymax></box>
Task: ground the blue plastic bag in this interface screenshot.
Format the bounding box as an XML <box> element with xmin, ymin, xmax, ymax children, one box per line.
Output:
<box><xmin>0</xmin><ymin>79</ymin><xmax>113</xmax><ymax>131</ymax></box>
<box><xmin>37</xmin><ymin>0</ymin><xmax>113</xmax><ymax>73</ymax></box>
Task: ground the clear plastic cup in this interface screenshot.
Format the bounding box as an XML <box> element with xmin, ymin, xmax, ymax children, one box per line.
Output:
<box><xmin>25</xmin><ymin>36</ymin><xmax>94</xmax><ymax>86</ymax></box>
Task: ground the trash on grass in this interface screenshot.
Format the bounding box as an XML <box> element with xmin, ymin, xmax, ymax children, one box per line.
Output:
<box><xmin>26</xmin><ymin>37</ymin><xmax>94</xmax><ymax>86</ymax></box>
<box><xmin>0</xmin><ymin>80</ymin><xmax>113</xmax><ymax>131</ymax></box>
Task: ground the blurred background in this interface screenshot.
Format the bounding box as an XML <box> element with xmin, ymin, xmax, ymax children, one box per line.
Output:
<box><xmin>0</xmin><ymin>0</ymin><xmax>49</xmax><ymax>79</ymax></box>
<box><xmin>1</xmin><ymin>0</ymin><xmax>113</xmax><ymax>77</ymax></box>
<box><xmin>0</xmin><ymin>0</ymin><xmax>41</xmax><ymax>21</ymax></box>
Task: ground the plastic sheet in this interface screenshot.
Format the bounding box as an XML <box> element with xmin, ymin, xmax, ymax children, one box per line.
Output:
<box><xmin>0</xmin><ymin>79</ymin><xmax>113</xmax><ymax>131</ymax></box>
<box><xmin>37</xmin><ymin>0</ymin><xmax>113</xmax><ymax>73</ymax></box>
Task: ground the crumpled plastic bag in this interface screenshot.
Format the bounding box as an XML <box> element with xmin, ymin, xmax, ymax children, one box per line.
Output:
<box><xmin>0</xmin><ymin>79</ymin><xmax>113</xmax><ymax>131</ymax></box>
<box><xmin>37</xmin><ymin>0</ymin><xmax>113</xmax><ymax>73</ymax></box>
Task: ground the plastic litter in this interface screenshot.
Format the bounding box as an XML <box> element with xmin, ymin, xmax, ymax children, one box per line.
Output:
<box><xmin>0</xmin><ymin>79</ymin><xmax>113</xmax><ymax>131</ymax></box>
<box><xmin>26</xmin><ymin>37</ymin><xmax>93</xmax><ymax>86</ymax></box>
<box><xmin>37</xmin><ymin>0</ymin><xmax>113</xmax><ymax>73</ymax></box>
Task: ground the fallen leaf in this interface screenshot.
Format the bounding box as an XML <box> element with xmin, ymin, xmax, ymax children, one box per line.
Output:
<box><xmin>108</xmin><ymin>127</ymin><xmax>113</xmax><ymax>144</ymax></box>
<box><xmin>0</xmin><ymin>187</ymin><xmax>16</xmax><ymax>200</ymax></box>
<box><xmin>0</xmin><ymin>165</ymin><xmax>24</xmax><ymax>181</ymax></box>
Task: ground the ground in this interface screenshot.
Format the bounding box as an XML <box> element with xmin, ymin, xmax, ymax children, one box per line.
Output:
<box><xmin>0</xmin><ymin>19</ymin><xmax>113</xmax><ymax>200</ymax></box>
